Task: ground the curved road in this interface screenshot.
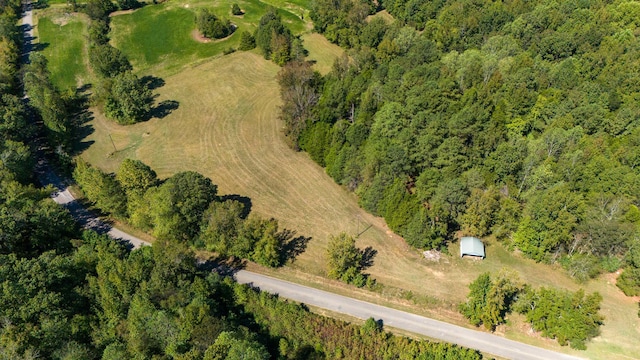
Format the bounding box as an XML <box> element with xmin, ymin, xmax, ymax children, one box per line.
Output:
<box><xmin>22</xmin><ymin>4</ymin><xmax>583</xmax><ymax>360</ymax></box>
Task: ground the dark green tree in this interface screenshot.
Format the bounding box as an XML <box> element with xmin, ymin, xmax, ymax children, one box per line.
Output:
<box><xmin>238</xmin><ymin>31</ymin><xmax>256</xmax><ymax>50</ymax></box>
<box><xmin>84</xmin><ymin>0</ymin><xmax>116</xmax><ymax>20</ymax></box>
<box><xmin>104</xmin><ymin>71</ymin><xmax>153</xmax><ymax>125</ymax></box>
<box><xmin>231</xmin><ymin>3</ymin><xmax>242</xmax><ymax>15</ymax></box>
<box><xmin>23</xmin><ymin>53</ymin><xmax>71</xmax><ymax>149</ymax></box>
<box><xmin>195</xmin><ymin>9</ymin><xmax>234</xmax><ymax>39</ymax></box>
<box><xmin>254</xmin><ymin>7</ymin><xmax>293</xmax><ymax>62</ymax></box>
<box><xmin>148</xmin><ymin>171</ymin><xmax>217</xmax><ymax>241</ymax></box>
<box><xmin>73</xmin><ymin>159</ymin><xmax>128</xmax><ymax>217</ymax></box>
<box><xmin>89</xmin><ymin>44</ymin><xmax>132</xmax><ymax>78</ymax></box>
<box><xmin>325</xmin><ymin>232</ymin><xmax>373</xmax><ymax>286</ymax></box>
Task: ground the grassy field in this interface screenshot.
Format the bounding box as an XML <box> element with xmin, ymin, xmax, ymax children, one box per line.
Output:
<box><xmin>36</xmin><ymin>3</ymin><xmax>640</xmax><ymax>359</ymax></box>
<box><xmin>78</xmin><ymin>49</ymin><xmax>640</xmax><ymax>359</ymax></box>
<box><xmin>110</xmin><ymin>0</ymin><xmax>309</xmax><ymax>76</ymax></box>
<box><xmin>35</xmin><ymin>9</ymin><xmax>90</xmax><ymax>90</ymax></box>
<box><xmin>302</xmin><ymin>32</ymin><xmax>343</xmax><ymax>75</ymax></box>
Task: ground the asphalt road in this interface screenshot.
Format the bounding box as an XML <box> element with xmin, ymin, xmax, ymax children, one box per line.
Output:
<box><xmin>22</xmin><ymin>4</ymin><xmax>583</xmax><ymax>359</ymax></box>
<box><xmin>40</xmin><ymin>160</ymin><xmax>584</xmax><ymax>360</ymax></box>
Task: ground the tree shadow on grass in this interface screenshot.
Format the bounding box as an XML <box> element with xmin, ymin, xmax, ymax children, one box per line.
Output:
<box><xmin>137</xmin><ymin>75</ymin><xmax>180</xmax><ymax>121</ymax></box>
<box><xmin>148</xmin><ymin>99</ymin><xmax>180</xmax><ymax>119</ymax></box>
<box><xmin>359</xmin><ymin>246</ymin><xmax>377</xmax><ymax>270</ymax></box>
<box><xmin>69</xmin><ymin>85</ymin><xmax>96</xmax><ymax>155</ymax></box>
<box><xmin>279</xmin><ymin>229</ymin><xmax>312</xmax><ymax>264</ymax></box>
<box><xmin>140</xmin><ymin>75</ymin><xmax>165</xmax><ymax>90</ymax></box>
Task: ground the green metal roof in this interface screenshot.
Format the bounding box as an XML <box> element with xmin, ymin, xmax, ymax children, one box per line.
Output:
<box><xmin>460</xmin><ymin>236</ymin><xmax>485</xmax><ymax>258</ymax></box>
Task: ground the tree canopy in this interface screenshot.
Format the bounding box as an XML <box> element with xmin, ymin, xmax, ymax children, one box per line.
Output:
<box><xmin>293</xmin><ymin>0</ymin><xmax>640</xmax><ymax>285</ymax></box>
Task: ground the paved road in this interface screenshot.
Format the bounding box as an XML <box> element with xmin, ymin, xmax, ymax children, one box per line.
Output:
<box><xmin>21</xmin><ymin>4</ymin><xmax>582</xmax><ymax>360</ymax></box>
<box><xmin>235</xmin><ymin>272</ymin><xmax>583</xmax><ymax>360</ymax></box>
<box><xmin>38</xmin><ymin>162</ymin><xmax>584</xmax><ymax>360</ymax></box>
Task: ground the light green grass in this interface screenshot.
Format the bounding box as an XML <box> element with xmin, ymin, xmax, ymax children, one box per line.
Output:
<box><xmin>110</xmin><ymin>0</ymin><xmax>308</xmax><ymax>76</ymax></box>
<box><xmin>366</xmin><ymin>9</ymin><xmax>394</xmax><ymax>23</ymax></box>
<box><xmin>302</xmin><ymin>32</ymin><xmax>343</xmax><ymax>75</ymax></box>
<box><xmin>78</xmin><ymin>50</ymin><xmax>640</xmax><ymax>360</ymax></box>
<box><xmin>36</xmin><ymin>11</ymin><xmax>90</xmax><ymax>90</ymax></box>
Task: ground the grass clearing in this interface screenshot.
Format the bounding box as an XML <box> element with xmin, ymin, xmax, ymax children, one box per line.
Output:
<box><xmin>35</xmin><ymin>10</ymin><xmax>90</xmax><ymax>90</ymax></box>
<box><xmin>109</xmin><ymin>0</ymin><xmax>308</xmax><ymax>76</ymax></box>
<box><xmin>366</xmin><ymin>9</ymin><xmax>395</xmax><ymax>24</ymax></box>
<box><xmin>302</xmin><ymin>32</ymin><xmax>343</xmax><ymax>75</ymax></box>
<box><xmin>78</xmin><ymin>49</ymin><xmax>640</xmax><ymax>359</ymax></box>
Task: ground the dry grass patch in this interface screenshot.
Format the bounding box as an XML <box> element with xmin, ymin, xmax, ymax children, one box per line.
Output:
<box><xmin>302</xmin><ymin>32</ymin><xmax>344</xmax><ymax>75</ymax></box>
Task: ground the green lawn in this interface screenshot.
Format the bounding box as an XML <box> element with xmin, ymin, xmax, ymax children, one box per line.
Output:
<box><xmin>36</xmin><ymin>11</ymin><xmax>90</xmax><ymax>90</ymax></box>
<box><xmin>110</xmin><ymin>0</ymin><xmax>308</xmax><ymax>76</ymax></box>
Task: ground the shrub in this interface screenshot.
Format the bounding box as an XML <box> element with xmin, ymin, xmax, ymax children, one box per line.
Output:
<box><xmin>195</xmin><ymin>9</ymin><xmax>234</xmax><ymax>39</ymax></box>
<box><xmin>238</xmin><ymin>31</ymin><xmax>256</xmax><ymax>51</ymax></box>
<box><xmin>231</xmin><ymin>3</ymin><xmax>242</xmax><ymax>15</ymax></box>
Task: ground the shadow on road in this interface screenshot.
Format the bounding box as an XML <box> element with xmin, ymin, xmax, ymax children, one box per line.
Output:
<box><xmin>199</xmin><ymin>256</ymin><xmax>247</xmax><ymax>276</ymax></box>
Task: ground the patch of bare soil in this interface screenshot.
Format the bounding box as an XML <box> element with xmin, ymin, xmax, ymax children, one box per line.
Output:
<box><xmin>192</xmin><ymin>29</ymin><xmax>212</xmax><ymax>43</ymax></box>
<box><xmin>109</xmin><ymin>9</ymin><xmax>137</xmax><ymax>17</ymax></box>
<box><xmin>423</xmin><ymin>250</ymin><xmax>442</xmax><ymax>262</ymax></box>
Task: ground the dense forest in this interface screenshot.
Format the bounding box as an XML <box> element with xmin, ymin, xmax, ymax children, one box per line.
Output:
<box><xmin>277</xmin><ymin>0</ymin><xmax>640</xmax><ymax>287</ymax></box>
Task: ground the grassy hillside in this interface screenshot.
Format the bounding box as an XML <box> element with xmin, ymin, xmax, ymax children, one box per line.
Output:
<box><xmin>35</xmin><ymin>10</ymin><xmax>90</xmax><ymax>90</ymax></box>
<box><xmin>302</xmin><ymin>32</ymin><xmax>343</xmax><ymax>75</ymax></box>
<box><xmin>109</xmin><ymin>0</ymin><xmax>308</xmax><ymax>76</ymax></box>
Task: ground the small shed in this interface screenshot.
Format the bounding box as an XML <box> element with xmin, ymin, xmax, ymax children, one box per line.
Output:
<box><xmin>460</xmin><ymin>237</ymin><xmax>485</xmax><ymax>259</ymax></box>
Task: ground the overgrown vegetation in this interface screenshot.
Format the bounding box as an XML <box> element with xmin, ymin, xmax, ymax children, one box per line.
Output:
<box><xmin>460</xmin><ymin>271</ymin><xmax>603</xmax><ymax>349</ymax></box>
<box><xmin>326</xmin><ymin>232</ymin><xmax>376</xmax><ymax>287</ymax></box>
<box><xmin>254</xmin><ymin>7</ymin><xmax>306</xmax><ymax>66</ymax></box>
<box><xmin>288</xmin><ymin>0</ymin><xmax>640</xmax><ymax>287</ymax></box>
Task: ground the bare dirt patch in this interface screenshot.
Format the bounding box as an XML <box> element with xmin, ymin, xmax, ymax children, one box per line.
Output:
<box><xmin>191</xmin><ymin>29</ymin><xmax>212</xmax><ymax>43</ymax></box>
<box><xmin>110</xmin><ymin>9</ymin><xmax>137</xmax><ymax>17</ymax></box>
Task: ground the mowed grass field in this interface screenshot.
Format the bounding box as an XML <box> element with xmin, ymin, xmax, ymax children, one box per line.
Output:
<box><xmin>79</xmin><ymin>50</ymin><xmax>639</xmax><ymax>359</ymax></box>
<box><xmin>35</xmin><ymin>10</ymin><xmax>90</xmax><ymax>90</ymax></box>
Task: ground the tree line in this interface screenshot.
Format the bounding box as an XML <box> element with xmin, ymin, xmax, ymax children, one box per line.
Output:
<box><xmin>82</xmin><ymin>0</ymin><xmax>153</xmax><ymax>125</ymax></box>
<box><xmin>460</xmin><ymin>271</ymin><xmax>603</xmax><ymax>350</ymax></box>
<box><xmin>0</xmin><ymin>227</ymin><xmax>484</xmax><ymax>359</ymax></box>
<box><xmin>279</xmin><ymin>0</ymin><xmax>640</xmax><ymax>290</ymax></box>
<box><xmin>2</xmin><ymin>4</ymin><xmax>483</xmax><ymax>356</ymax></box>
<box><xmin>73</xmin><ymin>158</ymin><xmax>306</xmax><ymax>268</ymax></box>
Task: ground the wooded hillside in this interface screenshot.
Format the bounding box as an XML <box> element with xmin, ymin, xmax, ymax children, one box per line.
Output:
<box><xmin>282</xmin><ymin>0</ymin><xmax>640</xmax><ymax>286</ymax></box>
